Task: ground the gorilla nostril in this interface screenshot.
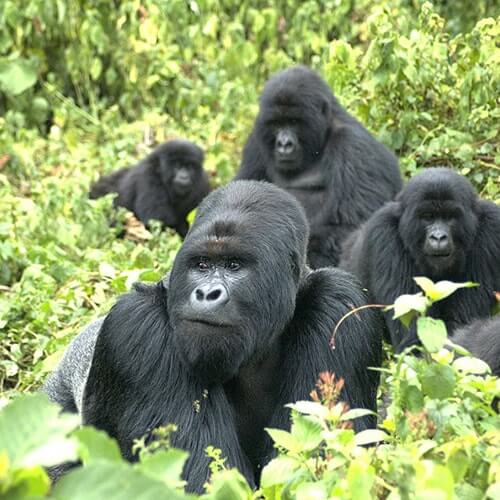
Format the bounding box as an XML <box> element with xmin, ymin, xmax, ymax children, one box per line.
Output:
<box><xmin>207</xmin><ymin>288</ymin><xmax>222</xmax><ymax>301</ymax></box>
<box><xmin>195</xmin><ymin>289</ymin><xmax>204</xmax><ymax>301</ymax></box>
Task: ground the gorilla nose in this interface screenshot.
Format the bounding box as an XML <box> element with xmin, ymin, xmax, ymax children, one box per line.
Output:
<box><xmin>176</xmin><ymin>172</ymin><xmax>191</xmax><ymax>185</ymax></box>
<box><xmin>190</xmin><ymin>283</ymin><xmax>229</xmax><ymax>312</ymax></box>
<box><xmin>276</xmin><ymin>132</ymin><xmax>295</xmax><ymax>155</ymax></box>
<box><xmin>429</xmin><ymin>230</ymin><xmax>449</xmax><ymax>249</ymax></box>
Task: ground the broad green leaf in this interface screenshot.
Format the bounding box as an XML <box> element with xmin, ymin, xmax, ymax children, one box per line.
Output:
<box><xmin>206</xmin><ymin>468</ymin><xmax>253</xmax><ymax>499</ymax></box>
<box><xmin>452</xmin><ymin>356</ymin><xmax>491</xmax><ymax>374</ymax></box>
<box><xmin>52</xmin><ymin>463</ymin><xmax>183</xmax><ymax>500</ymax></box>
<box><xmin>340</xmin><ymin>408</ymin><xmax>377</xmax><ymax>421</ymax></box>
<box><xmin>353</xmin><ymin>429</ymin><xmax>389</xmax><ymax>446</ymax></box>
<box><xmin>290</xmin><ymin>415</ymin><xmax>323</xmax><ymax>451</ymax></box>
<box><xmin>260</xmin><ymin>457</ymin><xmax>298</xmax><ymax>488</ymax></box>
<box><xmin>265</xmin><ymin>428</ymin><xmax>302</xmax><ymax>454</ymax></box>
<box><xmin>417</xmin><ymin>317</ymin><xmax>448</xmax><ymax>352</ymax></box>
<box><xmin>0</xmin><ymin>58</ymin><xmax>37</xmax><ymax>95</ymax></box>
<box><xmin>421</xmin><ymin>364</ymin><xmax>456</xmax><ymax>399</ymax></box>
<box><xmin>347</xmin><ymin>461</ymin><xmax>375</xmax><ymax>499</ymax></box>
<box><xmin>286</xmin><ymin>401</ymin><xmax>329</xmax><ymax>419</ymax></box>
<box><xmin>415</xmin><ymin>461</ymin><xmax>454</xmax><ymax>500</ymax></box>
<box><xmin>137</xmin><ymin>449</ymin><xmax>188</xmax><ymax>486</ymax></box>
<box><xmin>296</xmin><ymin>482</ymin><xmax>328</xmax><ymax>499</ymax></box>
<box><xmin>414</xmin><ymin>277</ymin><xmax>478</xmax><ymax>302</ymax></box>
<box><xmin>391</xmin><ymin>293</ymin><xmax>428</xmax><ymax>327</ymax></box>
<box><xmin>0</xmin><ymin>394</ymin><xmax>79</xmax><ymax>468</ymax></box>
<box><xmin>74</xmin><ymin>427</ymin><xmax>122</xmax><ymax>465</ymax></box>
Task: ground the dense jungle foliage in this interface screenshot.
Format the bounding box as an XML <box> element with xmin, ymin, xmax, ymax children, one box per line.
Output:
<box><xmin>0</xmin><ymin>0</ymin><xmax>498</xmax><ymax>498</ymax></box>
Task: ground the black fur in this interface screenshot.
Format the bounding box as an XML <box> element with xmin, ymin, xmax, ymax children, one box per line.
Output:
<box><xmin>90</xmin><ymin>139</ymin><xmax>210</xmax><ymax>237</ymax></box>
<box><xmin>235</xmin><ymin>66</ymin><xmax>402</xmax><ymax>268</ymax></box>
<box><xmin>81</xmin><ymin>181</ymin><xmax>382</xmax><ymax>492</ymax></box>
<box><xmin>452</xmin><ymin>316</ymin><xmax>500</xmax><ymax>376</ymax></box>
<box><xmin>340</xmin><ymin>168</ymin><xmax>500</xmax><ymax>353</ymax></box>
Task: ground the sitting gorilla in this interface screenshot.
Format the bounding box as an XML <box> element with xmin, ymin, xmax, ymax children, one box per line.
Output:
<box><xmin>340</xmin><ymin>168</ymin><xmax>500</xmax><ymax>353</ymax></box>
<box><xmin>89</xmin><ymin>139</ymin><xmax>210</xmax><ymax>237</ymax></box>
<box><xmin>452</xmin><ymin>316</ymin><xmax>500</xmax><ymax>377</ymax></box>
<box><xmin>45</xmin><ymin>181</ymin><xmax>382</xmax><ymax>492</ymax></box>
<box><xmin>234</xmin><ymin>66</ymin><xmax>402</xmax><ymax>268</ymax></box>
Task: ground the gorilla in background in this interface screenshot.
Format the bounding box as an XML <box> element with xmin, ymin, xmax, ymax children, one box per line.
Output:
<box><xmin>452</xmin><ymin>316</ymin><xmax>500</xmax><ymax>377</ymax></box>
<box><xmin>45</xmin><ymin>181</ymin><xmax>383</xmax><ymax>492</ymax></box>
<box><xmin>90</xmin><ymin>139</ymin><xmax>210</xmax><ymax>237</ymax></box>
<box><xmin>340</xmin><ymin>168</ymin><xmax>500</xmax><ymax>353</ymax></box>
<box><xmin>235</xmin><ymin>66</ymin><xmax>402</xmax><ymax>268</ymax></box>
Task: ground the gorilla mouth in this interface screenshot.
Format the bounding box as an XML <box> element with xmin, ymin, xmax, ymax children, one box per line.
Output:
<box><xmin>426</xmin><ymin>251</ymin><xmax>452</xmax><ymax>258</ymax></box>
<box><xmin>182</xmin><ymin>317</ymin><xmax>233</xmax><ymax>329</ymax></box>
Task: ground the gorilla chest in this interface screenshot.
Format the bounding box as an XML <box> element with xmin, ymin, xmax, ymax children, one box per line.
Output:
<box><xmin>286</xmin><ymin>188</ymin><xmax>326</xmax><ymax>219</ymax></box>
<box><xmin>270</xmin><ymin>166</ymin><xmax>327</xmax><ymax>219</ymax></box>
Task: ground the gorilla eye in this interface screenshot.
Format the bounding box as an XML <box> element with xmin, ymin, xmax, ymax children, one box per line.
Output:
<box><xmin>420</xmin><ymin>212</ymin><xmax>434</xmax><ymax>221</ymax></box>
<box><xmin>196</xmin><ymin>260</ymin><xmax>210</xmax><ymax>271</ymax></box>
<box><xmin>226</xmin><ymin>260</ymin><xmax>241</xmax><ymax>271</ymax></box>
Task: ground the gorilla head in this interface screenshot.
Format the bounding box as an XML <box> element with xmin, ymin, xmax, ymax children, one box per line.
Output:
<box><xmin>397</xmin><ymin>168</ymin><xmax>478</xmax><ymax>278</ymax></box>
<box><xmin>256</xmin><ymin>66</ymin><xmax>335</xmax><ymax>173</ymax></box>
<box><xmin>154</xmin><ymin>139</ymin><xmax>205</xmax><ymax>197</ymax></box>
<box><xmin>168</xmin><ymin>181</ymin><xmax>309</xmax><ymax>383</ymax></box>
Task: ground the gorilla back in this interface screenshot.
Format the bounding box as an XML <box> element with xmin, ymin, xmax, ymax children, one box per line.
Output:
<box><xmin>45</xmin><ymin>180</ymin><xmax>382</xmax><ymax>492</ymax></box>
<box><xmin>235</xmin><ymin>66</ymin><xmax>402</xmax><ymax>268</ymax></box>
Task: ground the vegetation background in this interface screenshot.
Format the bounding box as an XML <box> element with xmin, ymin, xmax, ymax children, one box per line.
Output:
<box><xmin>0</xmin><ymin>0</ymin><xmax>498</xmax><ymax>498</ymax></box>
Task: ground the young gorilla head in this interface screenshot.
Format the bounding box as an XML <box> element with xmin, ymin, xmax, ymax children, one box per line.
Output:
<box><xmin>168</xmin><ymin>181</ymin><xmax>309</xmax><ymax>383</ymax></box>
<box><xmin>256</xmin><ymin>66</ymin><xmax>335</xmax><ymax>173</ymax></box>
<box><xmin>397</xmin><ymin>168</ymin><xmax>478</xmax><ymax>278</ymax></box>
<box><xmin>153</xmin><ymin>139</ymin><xmax>205</xmax><ymax>197</ymax></box>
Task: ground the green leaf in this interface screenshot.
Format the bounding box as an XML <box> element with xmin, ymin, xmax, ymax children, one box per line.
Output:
<box><xmin>265</xmin><ymin>428</ymin><xmax>302</xmax><ymax>454</ymax></box>
<box><xmin>260</xmin><ymin>457</ymin><xmax>298</xmax><ymax>488</ymax></box>
<box><xmin>290</xmin><ymin>415</ymin><xmax>323</xmax><ymax>451</ymax></box>
<box><xmin>347</xmin><ymin>461</ymin><xmax>375</xmax><ymax>499</ymax></box>
<box><xmin>353</xmin><ymin>429</ymin><xmax>389</xmax><ymax>446</ymax></box>
<box><xmin>0</xmin><ymin>393</ymin><xmax>79</xmax><ymax>468</ymax></box>
<box><xmin>415</xmin><ymin>461</ymin><xmax>454</xmax><ymax>500</ymax></box>
<box><xmin>74</xmin><ymin>427</ymin><xmax>122</xmax><ymax>465</ymax></box>
<box><xmin>391</xmin><ymin>293</ymin><xmax>428</xmax><ymax>327</ymax></box>
<box><xmin>287</xmin><ymin>401</ymin><xmax>329</xmax><ymax>419</ymax></box>
<box><xmin>417</xmin><ymin>317</ymin><xmax>448</xmax><ymax>352</ymax></box>
<box><xmin>340</xmin><ymin>408</ymin><xmax>377</xmax><ymax>421</ymax></box>
<box><xmin>0</xmin><ymin>57</ymin><xmax>37</xmax><ymax>95</ymax></box>
<box><xmin>421</xmin><ymin>364</ymin><xmax>456</xmax><ymax>399</ymax></box>
<box><xmin>452</xmin><ymin>356</ymin><xmax>490</xmax><ymax>374</ymax></box>
<box><xmin>206</xmin><ymin>468</ymin><xmax>253</xmax><ymax>499</ymax></box>
<box><xmin>52</xmin><ymin>463</ymin><xmax>183</xmax><ymax>500</ymax></box>
<box><xmin>414</xmin><ymin>277</ymin><xmax>478</xmax><ymax>303</ymax></box>
<box><xmin>296</xmin><ymin>482</ymin><xmax>328</xmax><ymax>499</ymax></box>
<box><xmin>137</xmin><ymin>449</ymin><xmax>188</xmax><ymax>486</ymax></box>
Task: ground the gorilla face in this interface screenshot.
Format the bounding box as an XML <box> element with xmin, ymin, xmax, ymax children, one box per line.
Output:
<box><xmin>168</xmin><ymin>181</ymin><xmax>309</xmax><ymax>383</ymax></box>
<box><xmin>398</xmin><ymin>168</ymin><xmax>478</xmax><ymax>277</ymax></box>
<box><xmin>256</xmin><ymin>67</ymin><xmax>333</xmax><ymax>174</ymax></box>
<box><xmin>156</xmin><ymin>140</ymin><xmax>205</xmax><ymax>197</ymax></box>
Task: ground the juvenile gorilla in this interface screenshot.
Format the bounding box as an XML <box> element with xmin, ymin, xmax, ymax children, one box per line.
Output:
<box><xmin>90</xmin><ymin>139</ymin><xmax>210</xmax><ymax>237</ymax></box>
<box><xmin>45</xmin><ymin>181</ymin><xmax>382</xmax><ymax>492</ymax></box>
<box><xmin>341</xmin><ymin>168</ymin><xmax>500</xmax><ymax>353</ymax></box>
<box><xmin>235</xmin><ymin>66</ymin><xmax>402</xmax><ymax>268</ymax></box>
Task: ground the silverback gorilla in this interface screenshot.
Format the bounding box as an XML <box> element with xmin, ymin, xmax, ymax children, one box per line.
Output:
<box><xmin>341</xmin><ymin>168</ymin><xmax>500</xmax><ymax>353</ymax></box>
<box><xmin>89</xmin><ymin>139</ymin><xmax>210</xmax><ymax>237</ymax></box>
<box><xmin>45</xmin><ymin>181</ymin><xmax>382</xmax><ymax>492</ymax></box>
<box><xmin>235</xmin><ymin>66</ymin><xmax>402</xmax><ymax>268</ymax></box>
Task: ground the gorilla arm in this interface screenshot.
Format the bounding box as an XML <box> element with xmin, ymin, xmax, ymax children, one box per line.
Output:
<box><xmin>234</xmin><ymin>132</ymin><xmax>268</xmax><ymax>181</ymax></box>
<box><xmin>354</xmin><ymin>203</ymin><xmax>421</xmax><ymax>353</ymax></box>
<box><xmin>266</xmin><ymin>267</ymin><xmax>383</xmax><ymax>446</ymax></box>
